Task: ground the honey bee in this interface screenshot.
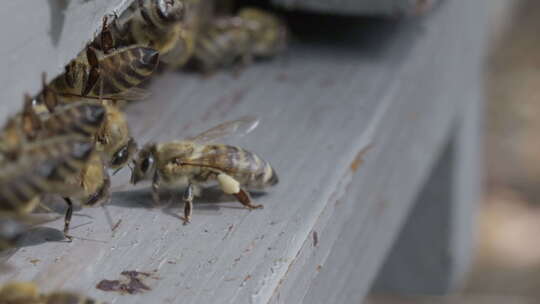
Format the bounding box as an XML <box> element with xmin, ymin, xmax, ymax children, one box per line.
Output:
<box><xmin>0</xmin><ymin>281</ymin><xmax>106</xmax><ymax>304</ymax></box>
<box><xmin>0</xmin><ymin>96</ymin><xmax>105</xmax><ymax>161</ymax></box>
<box><xmin>0</xmin><ymin>135</ymin><xmax>97</xmax><ymax>239</ymax></box>
<box><xmin>36</xmin><ymin>98</ymin><xmax>113</xmax><ymax>198</ymax></box>
<box><xmin>126</xmin><ymin>0</ymin><xmax>195</xmax><ymax>69</ymax></box>
<box><xmin>35</xmin><ymin>92</ymin><xmax>136</xmax><ymax>222</ymax></box>
<box><xmin>130</xmin><ymin>116</ymin><xmax>278</xmax><ymax>223</ymax></box>
<box><xmin>41</xmin><ymin>79</ymin><xmax>138</xmax><ymax>173</ymax></box>
<box><xmin>44</xmin><ymin>44</ymin><xmax>158</xmax><ymax>106</ymax></box>
<box><xmin>0</xmin><ymin>281</ymin><xmax>40</xmax><ymax>304</ymax></box>
<box><xmin>190</xmin><ymin>7</ymin><xmax>287</xmax><ymax>72</ymax></box>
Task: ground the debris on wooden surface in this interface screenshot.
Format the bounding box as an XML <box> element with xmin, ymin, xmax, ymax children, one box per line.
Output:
<box><xmin>96</xmin><ymin>270</ymin><xmax>154</xmax><ymax>295</ymax></box>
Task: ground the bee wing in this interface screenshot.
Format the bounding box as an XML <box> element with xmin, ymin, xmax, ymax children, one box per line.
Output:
<box><xmin>186</xmin><ymin>116</ymin><xmax>259</xmax><ymax>143</ymax></box>
<box><xmin>58</xmin><ymin>87</ymin><xmax>151</xmax><ymax>101</ymax></box>
<box><xmin>103</xmin><ymin>87</ymin><xmax>152</xmax><ymax>101</ymax></box>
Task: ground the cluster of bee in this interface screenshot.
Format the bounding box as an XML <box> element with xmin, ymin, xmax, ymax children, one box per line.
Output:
<box><xmin>0</xmin><ymin>281</ymin><xmax>104</xmax><ymax>304</ymax></box>
<box><xmin>1</xmin><ymin>0</ymin><xmax>285</xmax><ymax>301</ymax></box>
<box><xmin>103</xmin><ymin>0</ymin><xmax>287</xmax><ymax>71</ymax></box>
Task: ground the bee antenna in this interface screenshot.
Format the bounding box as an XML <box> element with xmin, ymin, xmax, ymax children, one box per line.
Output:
<box><xmin>112</xmin><ymin>167</ymin><xmax>123</xmax><ymax>175</ymax></box>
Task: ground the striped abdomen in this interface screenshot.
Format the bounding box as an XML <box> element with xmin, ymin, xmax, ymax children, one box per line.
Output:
<box><xmin>40</xmin><ymin>101</ymin><xmax>106</xmax><ymax>138</ymax></box>
<box><xmin>89</xmin><ymin>46</ymin><xmax>159</xmax><ymax>97</ymax></box>
<box><xmin>185</xmin><ymin>144</ymin><xmax>278</xmax><ymax>189</ymax></box>
<box><xmin>0</xmin><ymin>137</ymin><xmax>94</xmax><ymax>213</ymax></box>
<box><xmin>191</xmin><ymin>21</ymin><xmax>251</xmax><ymax>71</ymax></box>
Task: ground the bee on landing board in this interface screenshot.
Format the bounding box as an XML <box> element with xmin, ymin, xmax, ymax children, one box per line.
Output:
<box><xmin>130</xmin><ymin>116</ymin><xmax>278</xmax><ymax>223</ymax></box>
<box><xmin>38</xmin><ymin>15</ymin><xmax>152</xmax><ymax>173</ymax></box>
<box><xmin>0</xmin><ymin>135</ymin><xmax>97</xmax><ymax>239</ymax></box>
<box><xmin>0</xmin><ymin>281</ymin><xmax>106</xmax><ymax>304</ymax></box>
<box><xmin>127</xmin><ymin>0</ymin><xmax>195</xmax><ymax>68</ymax></box>
<box><xmin>37</xmin><ymin>58</ymin><xmax>140</xmax><ymax>203</ymax></box>
<box><xmin>44</xmin><ymin>43</ymin><xmax>158</xmax><ymax>105</ymax></box>
<box><xmin>112</xmin><ymin>0</ymin><xmax>215</xmax><ymax>69</ymax></box>
<box><xmin>190</xmin><ymin>7</ymin><xmax>288</xmax><ymax>72</ymax></box>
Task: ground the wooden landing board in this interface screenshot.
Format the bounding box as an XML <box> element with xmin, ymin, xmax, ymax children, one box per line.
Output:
<box><xmin>0</xmin><ymin>0</ymin><xmax>486</xmax><ymax>303</ymax></box>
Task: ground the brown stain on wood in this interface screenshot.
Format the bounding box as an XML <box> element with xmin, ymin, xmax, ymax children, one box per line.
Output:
<box><xmin>96</xmin><ymin>270</ymin><xmax>152</xmax><ymax>295</ymax></box>
<box><xmin>350</xmin><ymin>144</ymin><xmax>373</xmax><ymax>173</ymax></box>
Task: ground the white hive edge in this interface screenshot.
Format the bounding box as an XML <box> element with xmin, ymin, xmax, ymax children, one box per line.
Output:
<box><xmin>0</xmin><ymin>0</ymin><xmax>487</xmax><ymax>303</ymax></box>
<box><xmin>0</xmin><ymin>0</ymin><xmax>134</xmax><ymax>123</ymax></box>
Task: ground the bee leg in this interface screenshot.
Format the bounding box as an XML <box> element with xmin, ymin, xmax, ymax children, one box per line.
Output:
<box><xmin>63</xmin><ymin>197</ymin><xmax>74</xmax><ymax>241</ymax></box>
<box><xmin>181</xmin><ymin>183</ymin><xmax>194</xmax><ymax>225</ymax></box>
<box><xmin>234</xmin><ymin>189</ymin><xmax>263</xmax><ymax>210</ymax></box>
<box><xmin>100</xmin><ymin>14</ymin><xmax>115</xmax><ymax>54</ymax></box>
<box><xmin>217</xmin><ymin>173</ymin><xmax>263</xmax><ymax>210</ymax></box>
<box><xmin>85</xmin><ymin>171</ymin><xmax>111</xmax><ymax>206</ymax></box>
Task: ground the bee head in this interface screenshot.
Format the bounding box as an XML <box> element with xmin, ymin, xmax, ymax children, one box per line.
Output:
<box><xmin>110</xmin><ymin>137</ymin><xmax>138</xmax><ymax>169</ymax></box>
<box><xmin>156</xmin><ymin>0</ymin><xmax>186</xmax><ymax>23</ymax></box>
<box><xmin>130</xmin><ymin>143</ymin><xmax>156</xmax><ymax>184</ymax></box>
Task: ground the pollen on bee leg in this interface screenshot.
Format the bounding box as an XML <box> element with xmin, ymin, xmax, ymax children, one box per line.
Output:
<box><xmin>217</xmin><ymin>173</ymin><xmax>240</xmax><ymax>195</ymax></box>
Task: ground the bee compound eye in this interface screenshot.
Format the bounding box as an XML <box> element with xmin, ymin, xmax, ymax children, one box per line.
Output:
<box><xmin>112</xmin><ymin>146</ymin><xmax>129</xmax><ymax>166</ymax></box>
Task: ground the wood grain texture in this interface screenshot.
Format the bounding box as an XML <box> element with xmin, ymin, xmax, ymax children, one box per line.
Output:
<box><xmin>271</xmin><ymin>0</ymin><xmax>442</xmax><ymax>16</ymax></box>
<box><xmin>0</xmin><ymin>0</ymin><xmax>133</xmax><ymax>123</ymax></box>
<box><xmin>0</xmin><ymin>0</ymin><xmax>486</xmax><ymax>303</ymax></box>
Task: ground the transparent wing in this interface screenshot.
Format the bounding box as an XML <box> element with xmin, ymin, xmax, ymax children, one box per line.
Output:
<box><xmin>187</xmin><ymin>116</ymin><xmax>260</xmax><ymax>143</ymax></box>
<box><xmin>103</xmin><ymin>87</ymin><xmax>152</xmax><ymax>101</ymax></box>
<box><xmin>58</xmin><ymin>87</ymin><xmax>151</xmax><ymax>101</ymax></box>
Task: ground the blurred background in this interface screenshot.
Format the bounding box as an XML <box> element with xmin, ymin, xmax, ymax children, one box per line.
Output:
<box><xmin>369</xmin><ymin>0</ymin><xmax>540</xmax><ymax>302</ymax></box>
<box><xmin>470</xmin><ymin>0</ymin><xmax>540</xmax><ymax>298</ymax></box>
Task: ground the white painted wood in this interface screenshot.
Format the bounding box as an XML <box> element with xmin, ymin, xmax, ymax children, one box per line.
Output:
<box><xmin>270</xmin><ymin>0</ymin><xmax>488</xmax><ymax>302</ymax></box>
<box><xmin>0</xmin><ymin>0</ymin><xmax>487</xmax><ymax>303</ymax></box>
<box><xmin>371</xmin><ymin>1</ymin><xmax>487</xmax><ymax>295</ymax></box>
<box><xmin>271</xmin><ymin>0</ymin><xmax>442</xmax><ymax>16</ymax></box>
<box><xmin>0</xmin><ymin>0</ymin><xmax>133</xmax><ymax>123</ymax></box>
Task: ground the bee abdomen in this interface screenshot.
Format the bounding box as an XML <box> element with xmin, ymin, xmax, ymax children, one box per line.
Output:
<box><xmin>43</xmin><ymin>102</ymin><xmax>106</xmax><ymax>137</ymax></box>
<box><xmin>266</xmin><ymin>165</ymin><xmax>279</xmax><ymax>186</ymax></box>
<box><xmin>91</xmin><ymin>46</ymin><xmax>158</xmax><ymax>97</ymax></box>
<box><xmin>250</xmin><ymin>160</ymin><xmax>278</xmax><ymax>188</ymax></box>
<box><xmin>191</xmin><ymin>26</ymin><xmax>239</xmax><ymax>70</ymax></box>
<box><xmin>234</xmin><ymin>149</ymin><xmax>277</xmax><ymax>188</ymax></box>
